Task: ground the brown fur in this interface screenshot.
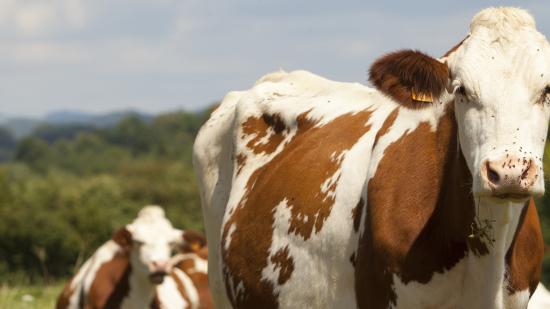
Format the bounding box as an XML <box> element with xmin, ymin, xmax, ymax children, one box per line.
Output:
<box><xmin>112</xmin><ymin>228</ymin><xmax>132</xmax><ymax>250</ymax></box>
<box><xmin>505</xmin><ymin>199</ymin><xmax>544</xmax><ymax>295</ymax></box>
<box><xmin>182</xmin><ymin>230</ymin><xmax>207</xmax><ymax>253</ymax></box>
<box><xmin>242</xmin><ymin>114</ymin><xmax>288</xmax><ymax>155</ymax></box>
<box><xmin>355</xmin><ymin>105</ymin><xmax>489</xmax><ymax>308</ymax></box>
<box><xmin>373</xmin><ymin>108</ymin><xmax>399</xmax><ymax>148</ymax></box>
<box><xmin>87</xmin><ymin>253</ymin><xmax>131</xmax><ymax>309</ymax></box>
<box><xmin>369</xmin><ymin>50</ymin><xmax>449</xmax><ymax>109</ymax></box>
<box><xmin>270</xmin><ymin>246</ymin><xmax>294</xmax><ymax>285</ymax></box>
<box><xmin>222</xmin><ymin>110</ymin><xmax>373</xmax><ymax>308</ymax></box>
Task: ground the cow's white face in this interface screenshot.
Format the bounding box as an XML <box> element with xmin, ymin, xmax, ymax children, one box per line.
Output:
<box><xmin>127</xmin><ymin>206</ymin><xmax>184</xmax><ymax>284</ymax></box>
<box><xmin>447</xmin><ymin>9</ymin><xmax>550</xmax><ymax>201</ymax></box>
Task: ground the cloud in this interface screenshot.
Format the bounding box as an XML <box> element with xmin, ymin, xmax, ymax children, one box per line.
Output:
<box><xmin>0</xmin><ymin>0</ymin><xmax>89</xmax><ymax>37</ymax></box>
<box><xmin>0</xmin><ymin>1</ymin><xmax>548</xmax><ymax>117</ymax></box>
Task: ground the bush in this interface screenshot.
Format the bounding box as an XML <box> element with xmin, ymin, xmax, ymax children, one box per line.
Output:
<box><xmin>0</xmin><ymin>111</ymin><xmax>207</xmax><ymax>283</ymax></box>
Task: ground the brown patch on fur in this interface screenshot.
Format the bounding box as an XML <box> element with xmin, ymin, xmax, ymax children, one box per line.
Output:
<box><xmin>270</xmin><ymin>246</ymin><xmax>295</xmax><ymax>285</ymax></box>
<box><xmin>223</xmin><ymin>110</ymin><xmax>373</xmax><ymax>308</ymax></box>
<box><xmin>352</xmin><ymin>198</ymin><xmax>365</xmax><ymax>232</ymax></box>
<box><xmin>242</xmin><ymin>114</ymin><xmax>288</xmax><ymax>155</ymax></box>
<box><xmin>442</xmin><ymin>35</ymin><xmax>470</xmax><ymax>58</ymax></box>
<box><xmin>369</xmin><ymin>50</ymin><xmax>449</xmax><ymax>109</ymax></box>
<box><xmin>182</xmin><ymin>230</ymin><xmax>207</xmax><ymax>253</ymax></box>
<box><xmin>236</xmin><ymin>153</ymin><xmax>247</xmax><ymax>175</ymax></box>
<box><xmin>373</xmin><ymin>108</ymin><xmax>399</xmax><ymax>148</ymax></box>
<box><xmin>87</xmin><ymin>252</ymin><xmax>131</xmax><ymax>308</ymax></box>
<box><xmin>505</xmin><ymin>199</ymin><xmax>544</xmax><ymax>296</ymax></box>
<box><xmin>355</xmin><ymin>105</ymin><xmax>487</xmax><ymax>308</ymax></box>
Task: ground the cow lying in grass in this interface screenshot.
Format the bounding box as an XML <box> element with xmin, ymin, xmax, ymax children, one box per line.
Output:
<box><xmin>56</xmin><ymin>205</ymin><xmax>211</xmax><ymax>309</ymax></box>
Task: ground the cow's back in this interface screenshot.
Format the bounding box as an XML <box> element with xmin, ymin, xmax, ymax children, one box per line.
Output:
<box><xmin>194</xmin><ymin>70</ymin><xmax>423</xmax><ymax>308</ymax></box>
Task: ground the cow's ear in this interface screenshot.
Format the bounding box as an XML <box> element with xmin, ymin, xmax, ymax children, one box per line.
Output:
<box><xmin>369</xmin><ymin>50</ymin><xmax>449</xmax><ymax>108</ymax></box>
<box><xmin>112</xmin><ymin>227</ymin><xmax>132</xmax><ymax>250</ymax></box>
<box><xmin>181</xmin><ymin>230</ymin><xmax>207</xmax><ymax>253</ymax></box>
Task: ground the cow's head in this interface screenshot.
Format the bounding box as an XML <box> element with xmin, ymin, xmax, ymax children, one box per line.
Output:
<box><xmin>113</xmin><ymin>206</ymin><xmax>185</xmax><ymax>284</ymax></box>
<box><xmin>370</xmin><ymin>7</ymin><xmax>550</xmax><ymax>202</ymax></box>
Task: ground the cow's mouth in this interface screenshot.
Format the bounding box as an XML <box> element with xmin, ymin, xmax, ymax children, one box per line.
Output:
<box><xmin>149</xmin><ymin>271</ymin><xmax>168</xmax><ymax>284</ymax></box>
<box><xmin>493</xmin><ymin>193</ymin><xmax>530</xmax><ymax>202</ymax></box>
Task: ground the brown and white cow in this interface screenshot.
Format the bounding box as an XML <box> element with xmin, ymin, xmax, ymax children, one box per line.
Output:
<box><xmin>56</xmin><ymin>206</ymin><xmax>211</xmax><ymax>309</ymax></box>
<box><xmin>193</xmin><ymin>7</ymin><xmax>550</xmax><ymax>309</ymax></box>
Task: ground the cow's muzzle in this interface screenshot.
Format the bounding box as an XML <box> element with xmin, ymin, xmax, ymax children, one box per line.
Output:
<box><xmin>480</xmin><ymin>156</ymin><xmax>540</xmax><ymax>201</ymax></box>
<box><xmin>149</xmin><ymin>271</ymin><xmax>168</xmax><ymax>284</ymax></box>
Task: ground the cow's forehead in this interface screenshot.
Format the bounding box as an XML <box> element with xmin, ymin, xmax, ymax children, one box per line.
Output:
<box><xmin>448</xmin><ymin>8</ymin><xmax>550</xmax><ymax>94</ymax></box>
<box><xmin>127</xmin><ymin>218</ymin><xmax>180</xmax><ymax>244</ymax></box>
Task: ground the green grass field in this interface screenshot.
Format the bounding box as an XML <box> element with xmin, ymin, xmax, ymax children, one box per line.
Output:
<box><xmin>0</xmin><ymin>282</ymin><xmax>63</xmax><ymax>309</ymax></box>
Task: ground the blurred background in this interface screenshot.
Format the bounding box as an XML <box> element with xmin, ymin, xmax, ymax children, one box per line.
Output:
<box><xmin>0</xmin><ymin>0</ymin><xmax>549</xmax><ymax>307</ymax></box>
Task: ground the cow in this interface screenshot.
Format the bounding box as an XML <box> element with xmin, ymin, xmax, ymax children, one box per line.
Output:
<box><xmin>193</xmin><ymin>7</ymin><xmax>550</xmax><ymax>309</ymax></box>
<box><xmin>56</xmin><ymin>206</ymin><xmax>210</xmax><ymax>309</ymax></box>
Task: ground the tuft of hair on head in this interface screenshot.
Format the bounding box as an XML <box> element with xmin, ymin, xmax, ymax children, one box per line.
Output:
<box><xmin>470</xmin><ymin>7</ymin><xmax>536</xmax><ymax>33</ymax></box>
<box><xmin>369</xmin><ymin>50</ymin><xmax>448</xmax><ymax>109</ymax></box>
<box><xmin>137</xmin><ymin>205</ymin><xmax>166</xmax><ymax>220</ymax></box>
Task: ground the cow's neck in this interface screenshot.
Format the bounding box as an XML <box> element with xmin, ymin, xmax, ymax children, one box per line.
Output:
<box><xmin>437</xmin><ymin>107</ymin><xmax>526</xmax><ymax>306</ymax></box>
<box><xmin>122</xmin><ymin>271</ymin><xmax>157</xmax><ymax>308</ymax></box>
<box><xmin>430</xmin><ymin>105</ymin><xmax>527</xmax><ymax>306</ymax></box>
<box><xmin>460</xmin><ymin>198</ymin><xmax>525</xmax><ymax>307</ymax></box>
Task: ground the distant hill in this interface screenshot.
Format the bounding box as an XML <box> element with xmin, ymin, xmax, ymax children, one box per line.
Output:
<box><xmin>1</xmin><ymin>110</ymin><xmax>153</xmax><ymax>139</ymax></box>
<box><xmin>1</xmin><ymin>117</ymin><xmax>41</xmax><ymax>138</ymax></box>
<box><xmin>45</xmin><ymin>110</ymin><xmax>153</xmax><ymax>127</ymax></box>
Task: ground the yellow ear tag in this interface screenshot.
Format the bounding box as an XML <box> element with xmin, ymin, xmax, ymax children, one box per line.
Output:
<box><xmin>411</xmin><ymin>89</ymin><xmax>434</xmax><ymax>103</ymax></box>
<box><xmin>191</xmin><ymin>243</ymin><xmax>201</xmax><ymax>252</ymax></box>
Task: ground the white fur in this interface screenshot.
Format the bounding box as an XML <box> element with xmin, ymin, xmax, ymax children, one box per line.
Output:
<box><xmin>528</xmin><ymin>284</ymin><xmax>550</xmax><ymax>308</ymax></box>
<box><xmin>156</xmin><ymin>275</ymin><xmax>189</xmax><ymax>309</ymax></box>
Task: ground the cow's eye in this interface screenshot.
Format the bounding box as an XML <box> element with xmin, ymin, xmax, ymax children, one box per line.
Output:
<box><xmin>456</xmin><ymin>86</ymin><xmax>467</xmax><ymax>96</ymax></box>
<box><xmin>545</xmin><ymin>85</ymin><xmax>550</xmax><ymax>96</ymax></box>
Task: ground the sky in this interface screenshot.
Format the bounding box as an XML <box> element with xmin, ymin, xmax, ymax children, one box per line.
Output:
<box><xmin>0</xmin><ymin>0</ymin><xmax>549</xmax><ymax>118</ymax></box>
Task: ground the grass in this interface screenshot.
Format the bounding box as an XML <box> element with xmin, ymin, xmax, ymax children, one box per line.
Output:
<box><xmin>0</xmin><ymin>282</ymin><xmax>64</xmax><ymax>309</ymax></box>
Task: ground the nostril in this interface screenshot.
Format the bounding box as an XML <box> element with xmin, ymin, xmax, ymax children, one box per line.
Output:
<box><xmin>486</xmin><ymin>162</ymin><xmax>500</xmax><ymax>184</ymax></box>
